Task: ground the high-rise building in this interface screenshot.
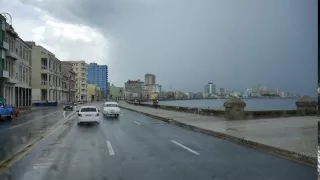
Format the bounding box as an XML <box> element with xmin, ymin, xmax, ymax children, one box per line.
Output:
<box><xmin>64</xmin><ymin>60</ymin><xmax>88</xmax><ymax>101</ymax></box>
<box><xmin>27</xmin><ymin>41</ymin><xmax>63</xmax><ymax>103</ymax></box>
<box><xmin>145</xmin><ymin>73</ymin><xmax>156</xmax><ymax>85</ymax></box>
<box><xmin>88</xmin><ymin>63</ymin><xmax>108</xmax><ymax>97</ymax></box>
<box><xmin>204</xmin><ymin>82</ymin><xmax>216</xmax><ymax>94</ymax></box>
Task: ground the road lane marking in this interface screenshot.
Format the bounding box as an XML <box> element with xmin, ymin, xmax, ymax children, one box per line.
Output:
<box><xmin>170</xmin><ymin>140</ymin><xmax>200</xmax><ymax>155</ymax></box>
<box><xmin>134</xmin><ymin>121</ymin><xmax>140</xmax><ymax>125</ymax></box>
<box><xmin>0</xmin><ymin>110</ymin><xmax>61</xmax><ymax>133</ymax></box>
<box><xmin>106</xmin><ymin>141</ymin><xmax>115</xmax><ymax>156</ymax></box>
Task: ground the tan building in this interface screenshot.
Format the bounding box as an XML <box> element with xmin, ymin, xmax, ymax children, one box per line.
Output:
<box><xmin>2</xmin><ymin>23</ymin><xmax>32</xmax><ymax>107</ymax></box>
<box><xmin>145</xmin><ymin>73</ymin><xmax>155</xmax><ymax>86</ymax></box>
<box><xmin>61</xmin><ymin>62</ymin><xmax>76</xmax><ymax>102</ymax></box>
<box><xmin>87</xmin><ymin>84</ymin><xmax>101</xmax><ymax>102</ymax></box>
<box><xmin>27</xmin><ymin>41</ymin><xmax>63</xmax><ymax>102</ymax></box>
<box><xmin>64</xmin><ymin>61</ymin><xmax>88</xmax><ymax>101</ymax></box>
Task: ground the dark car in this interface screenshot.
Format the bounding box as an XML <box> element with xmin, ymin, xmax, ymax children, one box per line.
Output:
<box><xmin>63</xmin><ymin>103</ymin><xmax>74</xmax><ymax>111</ymax></box>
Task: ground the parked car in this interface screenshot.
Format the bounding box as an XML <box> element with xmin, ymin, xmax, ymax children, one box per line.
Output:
<box><xmin>78</xmin><ymin>101</ymin><xmax>84</xmax><ymax>104</ymax></box>
<box><xmin>76</xmin><ymin>106</ymin><xmax>100</xmax><ymax>125</ymax></box>
<box><xmin>102</xmin><ymin>102</ymin><xmax>120</xmax><ymax>118</ymax></box>
<box><xmin>63</xmin><ymin>102</ymin><xmax>74</xmax><ymax>111</ymax></box>
<box><xmin>0</xmin><ymin>101</ymin><xmax>16</xmax><ymax>119</ymax></box>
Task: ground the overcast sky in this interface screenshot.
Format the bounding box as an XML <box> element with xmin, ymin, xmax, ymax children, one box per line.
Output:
<box><xmin>1</xmin><ymin>0</ymin><xmax>317</xmax><ymax>96</ymax></box>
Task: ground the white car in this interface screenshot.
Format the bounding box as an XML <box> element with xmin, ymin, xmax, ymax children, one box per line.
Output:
<box><xmin>76</xmin><ymin>106</ymin><xmax>100</xmax><ymax>125</ymax></box>
<box><xmin>102</xmin><ymin>102</ymin><xmax>120</xmax><ymax>117</ymax></box>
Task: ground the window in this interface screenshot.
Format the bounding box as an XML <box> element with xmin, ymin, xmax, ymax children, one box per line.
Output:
<box><xmin>23</xmin><ymin>68</ymin><xmax>25</xmax><ymax>82</ymax></box>
<box><xmin>19</xmin><ymin>46</ymin><xmax>22</xmax><ymax>57</ymax></box>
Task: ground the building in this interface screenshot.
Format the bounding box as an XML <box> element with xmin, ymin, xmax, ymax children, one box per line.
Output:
<box><xmin>64</xmin><ymin>61</ymin><xmax>88</xmax><ymax>101</ymax></box>
<box><xmin>109</xmin><ymin>84</ymin><xmax>123</xmax><ymax>101</ymax></box>
<box><xmin>2</xmin><ymin>20</ymin><xmax>32</xmax><ymax>107</ymax></box>
<box><xmin>204</xmin><ymin>82</ymin><xmax>216</xmax><ymax>94</ymax></box>
<box><xmin>27</xmin><ymin>41</ymin><xmax>63</xmax><ymax>102</ymax></box>
<box><xmin>124</xmin><ymin>79</ymin><xmax>145</xmax><ymax>100</ymax></box>
<box><xmin>88</xmin><ymin>63</ymin><xmax>108</xmax><ymax>97</ymax></box>
<box><xmin>145</xmin><ymin>73</ymin><xmax>155</xmax><ymax>86</ymax></box>
<box><xmin>145</xmin><ymin>84</ymin><xmax>161</xmax><ymax>99</ymax></box>
<box><xmin>0</xmin><ymin>14</ymin><xmax>9</xmax><ymax>102</ymax></box>
<box><xmin>61</xmin><ymin>62</ymin><xmax>76</xmax><ymax>102</ymax></box>
<box><xmin>87</xmin><ymin>84</ymin><xmax>101</xmax><ymax>102</ymax></box>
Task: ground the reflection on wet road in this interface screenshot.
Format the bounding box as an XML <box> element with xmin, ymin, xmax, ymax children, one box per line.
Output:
<box><xmin>0</xmin><ymin>102</ymin><xmax>317</xmax><ymax>180</ymax></box>
<box><xmin>0</xmin><ymin>106</ymin><xmax>76</xmax><ymax>163</ymax></box>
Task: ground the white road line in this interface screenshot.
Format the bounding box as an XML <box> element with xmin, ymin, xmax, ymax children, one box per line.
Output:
<box><xmin>0</xmin><ymin>111</ymin><xmax>61</xmax><ymax>132</ymax></box>
<box><xmin>106</xmin><ymin>141</ymin><xmax>115</xmax><ymax>156</ymax></box>
<box><xmin>134</xmin><ymin>121</ymin><xmax>140</xmax><ymax>125</ymax></box>
<box><xmin>170</xmin><ymin>140</ymin><xmax>200</xmax><ymax>155</ymax></box>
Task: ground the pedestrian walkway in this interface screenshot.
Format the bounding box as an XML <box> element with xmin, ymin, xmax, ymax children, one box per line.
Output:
<box><xmin>119</xmin><ymin>101</ymin><xmax>318</xmax><ymax>165</ymax></box>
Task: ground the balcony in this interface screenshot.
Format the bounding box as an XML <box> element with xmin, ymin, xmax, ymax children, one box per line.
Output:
<box><xmin>8</xmin><ymin>77</ymin><xmax>18</xmax><ymax>84</ymax></box>
<box><xmin>41</xmin><ymin>81</ymin><xmax>49</xmax><ymax>89</ymax></box>
<box><xmin>1</xmin><ymin>42</ymin><xmax>9</xmax><ymax>50</ymax></box>
<box><xmin>0</xmin><ymin>70</ymin><xmax>9</xmax><ymax>79</ymax></box>
<box><xmin>41</xmin><ymin>66</ymin><xmax>50</xmax><ymax>73</ymax></box>
<box><xmin>6</xmin><ymin>51</ymin><xmax>18</xmax><ymax>60</ymax></box>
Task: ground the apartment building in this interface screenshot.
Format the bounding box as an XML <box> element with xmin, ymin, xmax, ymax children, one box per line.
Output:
<box><xmin>64</xmin><ymin>61</ymin><xmax>88</xmax><ymax>101</ymax></box>
<box><xmin>0</xmin><ymin>20</ymin><xmax>32</xmax><ymax>107</ymax></box>
<box><xmin>61</xmin><ymin>61</ymin><xmax>76</xmax><ymax>102</ymax></box>
<box><xmin>0</xmin><ymin>14</ymin><xmax>9</xmax><ymax>102</ymax></box>
<box><xmin>88</xmin><ymin>63</ymin><xmax>108</xmax><ymax>96</ymax></box>
<box><xmin>27</xmin><ymin>41</ymin><xmax>63</xmax><ymax>102</ymax></box>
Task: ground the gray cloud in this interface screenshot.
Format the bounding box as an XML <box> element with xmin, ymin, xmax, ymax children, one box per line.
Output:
<box><xmin>20</xmin><ymin>0</ymin><xmax>318</xmax><ymax>95</ymax></box>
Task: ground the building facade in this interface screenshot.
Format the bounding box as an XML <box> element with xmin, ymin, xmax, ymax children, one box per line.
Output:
<box><xmin>204</xmin><ymin>82</ymin><xmax>216</xmax><ymax>94</ymax></box>
<box><xmin>124</xmin><ymin>80</ymin><xmax>145</xmax><ymax>100</ymax></box>
<box><xmin>109</xmin><ymin>84</ymin><xmax>123</xmax><ymax>101</ymax></box>
<box><xmin>0</xmin><ymin>19</ymin><xmax>32</xmax><ymax>107</ymax></box>
<box><xmin>64</xmin><ymin>61</ymin><xmax>88</xmax><ymax>101</ymax></box>
<box><xmin>61</xmin><ymin>62</ymin><xmax>76</xmax><ymax>102</ymax></box>
<box><xmin>88</xmin><ymin>63</ymin><xmax>108</xmax><ymax>97</ymax></box>
<box><xmin>0</xmin><ymin>14</ymin><xmax>9</xmax><ymax>102</ymax></box>
<box><xmin>87</xmin><ymin>84</ymin><xmax>101</xmax><ymax>102</ymax></box>
<box><xmin>27</xmin><ymin>41</ymin><xmax>63</xmax><ymax>102</ymax></box>
<box><xmin>145</xmin><ymin>73</ymin><xmax>155</xmax><ymax>85</ymax></box>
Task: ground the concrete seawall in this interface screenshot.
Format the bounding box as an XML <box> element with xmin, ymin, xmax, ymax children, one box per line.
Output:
<box><xmin>128</xmin><ymin>96</ymin><xmax>317</xmax><ymax>120</ymax></box>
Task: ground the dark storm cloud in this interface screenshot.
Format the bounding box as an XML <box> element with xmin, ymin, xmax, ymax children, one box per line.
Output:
<box><xmin>22</xmin><ymin>0</ymin><xmax>317</xmax><ymax>95</ymax></box>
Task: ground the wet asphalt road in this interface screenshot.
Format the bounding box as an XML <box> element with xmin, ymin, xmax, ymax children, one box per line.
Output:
<box><xmin>0</xmin><ymin>102</ymin><xmax>317</xmax><ymax>180</ymax></box>
<box><xmin>0</xmin><ymin>106</ymin><xmax>77</xmax><ymax>161</ymax></box>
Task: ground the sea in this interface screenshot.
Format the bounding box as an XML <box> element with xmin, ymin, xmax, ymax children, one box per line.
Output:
<box><xmin>144</xmin><ymin>99</ymin><xmax>301</xmax><ymax>111</ymax></box>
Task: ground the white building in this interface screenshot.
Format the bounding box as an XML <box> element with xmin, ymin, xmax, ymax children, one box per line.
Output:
<box><xmin>3</xmin><ymin>23</ymin><xmax>32</xmax><ymax>107</ymax></box>
<box><xmin>204</xmin><ymin>82</ymin><xmax>216</xmax><ymax>94</ymax></box>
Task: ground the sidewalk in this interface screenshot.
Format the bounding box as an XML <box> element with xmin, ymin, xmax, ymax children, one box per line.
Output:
<box><xmin>18</xmin><ymin>106</ymin><xmax>57</xmax><ymax>116</ymax></box>
<box><xmin>119</xmin><ymin>101</ymin><xmax>318</xmax><ymax>166</ymax></box>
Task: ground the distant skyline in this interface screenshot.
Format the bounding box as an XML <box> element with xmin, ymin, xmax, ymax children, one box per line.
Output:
<box><xmin>2</xmin><ymin>0</ymin><xmax>317</xmax><ymax>97</ymax></box>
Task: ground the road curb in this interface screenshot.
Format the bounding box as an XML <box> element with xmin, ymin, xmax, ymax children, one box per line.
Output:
<box><xmin>120</xmin><ymin>105</ymin><xmax>317</xmax><ymax>167</ymax></box>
